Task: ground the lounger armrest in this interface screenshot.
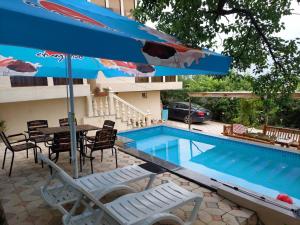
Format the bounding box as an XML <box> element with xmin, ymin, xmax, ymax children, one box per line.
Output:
<box><xmin>142</xmin><ymin>213</ymin><xmax>184</xmax><ymax>225</ymax></box>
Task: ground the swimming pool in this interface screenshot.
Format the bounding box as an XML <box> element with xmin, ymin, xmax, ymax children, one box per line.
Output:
<box><xmin>119</xmin><ymin>125</ymin><xmax>300</xmax><ymax>206</ymax></box>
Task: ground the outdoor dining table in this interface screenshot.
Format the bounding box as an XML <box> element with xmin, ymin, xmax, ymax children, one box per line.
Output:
<box><xmin>37</xmin><ymin>124</ymin><xmax>100</xmax><ymax>171</ymax></box>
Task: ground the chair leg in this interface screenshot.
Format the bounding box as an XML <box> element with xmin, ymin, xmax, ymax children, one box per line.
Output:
<box><xmin>83</xmin><ymin>148</ymin><xmax>86</xmax><ymax>165</ymax></box>
<box><xmin>9</xmin><ymin>152</ymin><xmax>15</xmax><ymax>176</ymax></box>
<box><xmin>79</xmin><ymin>151</ymin><xmax>82</xmax><ymax>172</ymax></box>
<box><xmin>48</xmin><ymin>148</ymin><xmax>51</xmax><ymax>160</ymax></box>
<box><xmin>2</xmin><ymin>148</ymin><xmax>7</xmax><ymax>169</ymax></box>
<box><xmin>90</xmin><ymin>152</ymin><xmax>94</xmax><ymax>174</ymax></box>
<box><xmin>33</xmin><ymin>147</ymin><xmax>37</xmax><ymax>163</ymax></box>
<box><xmin>69</xmin><ymin>151</ymin><xmax>72</xmax><ymax>164</ymax></box>
<box><xmin>114</xmin><ymin>147</ymin><xmax>118</xmax><ymax>168</ymax></box>
<box><xmin>26</xmin><ymin>149</ymin><xmax>28</xmax><ymax>158</ymax></box>
<box><xmin>111</xmin><ymin>148</ymin><xmax>114</xmax><ymax>156</ymax></box>
<box><xmin>36</xmin><ymin>146</ymin><xmax>43</xmax><ymax>168</ymax></box>
<box><xmin>54</xmin><ymin>153</ymin><xmax>59</xmax><ymax>163</ymax></box>
<box><xmin>101</xmin><ymin>150</ymin><xmax>103</xmax><ymax>162</ymax></box>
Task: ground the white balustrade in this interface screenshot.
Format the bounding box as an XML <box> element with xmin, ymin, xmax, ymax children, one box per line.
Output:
<box><xmin>104</xmin><ymin>96</ymin><xmax>109</xmax><ymax>115</ymax></box>
<box><xmin>91</xmin><ymin>92</ymin><xmax>152</xmax><ymax>128</ymax></box>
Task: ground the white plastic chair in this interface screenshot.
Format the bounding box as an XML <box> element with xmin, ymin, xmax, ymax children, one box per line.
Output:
<box><xmin>38</xmin><ymin>153</ymin><xmax>156</xmax><ymax>214</ymax></box>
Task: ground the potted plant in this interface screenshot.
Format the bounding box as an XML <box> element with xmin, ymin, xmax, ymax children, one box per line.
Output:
<box><xmin>93</xmin><ymin>87</ymin><xmax>108</xmax><ymax>97</ymax></box>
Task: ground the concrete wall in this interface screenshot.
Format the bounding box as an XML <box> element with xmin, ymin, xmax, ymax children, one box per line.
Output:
<box><xmin>0</xmin><ymin>97</ymin><xmax>87</xmax><ymax>135</ymax></box>
<box><xmin>117</xmin><ymin>91</ymin><xmax>162</xmax><ymax>120</ymax></box>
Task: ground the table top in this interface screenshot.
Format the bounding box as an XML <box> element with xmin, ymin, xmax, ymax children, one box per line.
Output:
<box><xmin>37</xmin><ymin>124</ymin><xmax>100</xmax><ymax>135</ymax></box>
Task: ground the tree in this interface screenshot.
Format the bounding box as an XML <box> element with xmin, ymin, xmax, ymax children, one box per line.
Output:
<box><xmin>134</xmin><ymin>0</ymin><xmax>300</xmax><ymax>102</ymax></box>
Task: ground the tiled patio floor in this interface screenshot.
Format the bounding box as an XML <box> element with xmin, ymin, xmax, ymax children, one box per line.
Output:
<box><xmin>0</xmin><ymin>145</ymin><xmax>258</xmax><ymax>225</ymax></box>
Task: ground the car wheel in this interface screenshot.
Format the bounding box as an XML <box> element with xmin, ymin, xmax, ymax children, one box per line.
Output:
<box><xmin>184</xmin><ymin>115</ymin><xmax>192</xmax><ymax>124</ymax></box>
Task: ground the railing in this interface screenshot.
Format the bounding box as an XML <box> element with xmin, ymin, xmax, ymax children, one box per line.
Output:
<box><xmin>91</xmin><ymin>91</ymin><xmax>151</xmax><ymax>128</ymax></box>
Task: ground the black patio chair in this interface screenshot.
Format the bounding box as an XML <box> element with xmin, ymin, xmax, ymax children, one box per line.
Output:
<box><xmin>102</xmin><ymin>120</ymin><xmax>115</xmax><ymax>129</ymax></box>
<box><xmin>1</xmin><ymin>131</ymin><xmax>41</xmax><ymax>176</ymax></box>
<box><xmin>27</xmin><ymin>120</ymin><xmax>52</xmax><ymax>148</ymax></box>
<box><xmin>85</xmin><ymin>120</ymin><xmax>115</xmax><ymax>155</ymax></box>
<box><xmin>85</xmin><ymin>128</ymin><xmax>118</xmax><ymax>173</ymax></box>
<box><xmin>59</xmin><ymin>118</ymin><xmax>78</xmax><ymax>127</ymax></box>
<box><xmin>48</xmin><ymin>132</ymin><xmax>72</xmax><ymax>164</ymax></box>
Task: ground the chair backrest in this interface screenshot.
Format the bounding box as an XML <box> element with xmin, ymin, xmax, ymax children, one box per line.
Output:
<box><xmin>27</xmin><ymin>120</ymin><xmax>48</xmax><ymax>139</ymax></box>
<box><xmin>0</xmin><ymin>131</ymin><xmax>12</xmax><ymax>150</ymax></box>
<box><xmin>103</xmin><ymin>120</ymin><xmax>115</xmax><ymax>129</ymax></box>
<box><xmin>37</xmin><ymin>153</ymin><xmax>118</xmax><ymax>224</ymax></box>
<box><xmin>52</xmin><ymin>132</ymin><xmax>71</xmax><ymax>150</ymax></box>
<box><xmin>93</xmin><ymin>129</ymin><xmax>117</xmax><ymax>151</ymax></box>
<box><xmin>59</xmin><ymin>118</ymin><xmax>78</xmax><ymax>127</ymax></box>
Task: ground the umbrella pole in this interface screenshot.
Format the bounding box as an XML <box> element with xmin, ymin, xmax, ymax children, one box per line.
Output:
<box><xmin>188</xmin><ymin>97</ymin><xmax>191</xmax><ymax>130</ymax></box>
<box><xmin>67</xmin><ymin>54</ymin><xmax>78</xmax><ymax>178</ymax></box>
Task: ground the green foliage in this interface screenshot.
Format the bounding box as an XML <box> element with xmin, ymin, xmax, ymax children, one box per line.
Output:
<box><xmin>162</xmin><ymin>73</ymin><xmax>300</xmax><ymax>128</ymax></box>
<box><xmin>134</xmin><ymin>0</ymin><xmax>300</xmax><ymax>103</ymax></box>
<box><xmin>273</xmin><ymin>99</ymin><xmax>300</xmax><ymax>128</ymax></box>
<box><xmin>233</xmin><ymin>99</ymin><xmax>262</xmax><ymax>126</ymax></box>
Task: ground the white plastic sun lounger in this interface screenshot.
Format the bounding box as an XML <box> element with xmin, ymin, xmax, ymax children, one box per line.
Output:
<box><xmin>39</xmin><ymin>154</ymin><xmax>202</xmax><ymax>225</ymax></box>
<box><xmin>38</xmin><ymin>154</ymin><xmax>156</xmax><ymax>214</ymax></box>
<box><xmin>62</xmin><ymin>181</ymin><xmax>202</xmax><ymax>225</ymax></box>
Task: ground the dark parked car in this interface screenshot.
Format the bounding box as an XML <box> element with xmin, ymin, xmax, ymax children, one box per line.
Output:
<box><xmin>165</xmin><ymin>102</ymin><xmax>211</xmax><ymax>124</ymax></box>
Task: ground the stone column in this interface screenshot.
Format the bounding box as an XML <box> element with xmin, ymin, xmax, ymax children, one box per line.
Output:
<box><xmin>86</xmin><ymin>95</ymin><xmax>94</xmax><ymax>117</ymax></box>
<box><xmin>108</xmin><ymin>87</ymin><xmax>115</xmax><ymax>115</ymax></box>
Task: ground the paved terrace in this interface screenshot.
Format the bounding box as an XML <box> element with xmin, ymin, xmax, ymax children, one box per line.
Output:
<box><xmin>0</xmin><ymin>142</ymin><xmax>258</xmax><ymax>225</ymax></box>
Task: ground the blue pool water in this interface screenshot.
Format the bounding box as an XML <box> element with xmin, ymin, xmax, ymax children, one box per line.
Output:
<box><xmin>119</xmin><ymin>126</ymin><xmax>300</xmax><ymax>206</ymax></box>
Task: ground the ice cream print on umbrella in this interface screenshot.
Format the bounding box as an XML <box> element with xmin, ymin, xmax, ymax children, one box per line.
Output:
<box><xmin>0</xmin><ymin>55</ymin><xmax>39</xmax><ymax>76</ymax></box>
<box><xmin>139</xmin><ymin>26</ymin><xmax>206</xmax><ymax>68</ymax></box>
<box><xmin>0</xmin><ymin>45</ymin><xmax>99</xmax><ymax>79</ymax></box>
<box><xmin>99</xmin><ymin>59</ymin><xmax>156</xmax><ymax>77</ymax></box>
<box><xmin>21</xmin><ymin>0</ymin><xmax>216</xmax><ymax>70</ymax></box>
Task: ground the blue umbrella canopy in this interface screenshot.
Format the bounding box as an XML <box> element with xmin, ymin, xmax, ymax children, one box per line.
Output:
<box><xmin>0</xmin><ymin>45</ymin><xmax>229</xmax><ymax>78</ymax></box>
<box><xmin>0</xmin><ymin>0</ymin><xmax>231</xmax><ymax>73</ymax></box>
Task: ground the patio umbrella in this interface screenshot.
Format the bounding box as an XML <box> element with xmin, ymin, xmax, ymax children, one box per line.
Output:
<box><xmin>0</xmin><ymin>0</ymin><xmax>232</xmax><ymax>178</ymax></box>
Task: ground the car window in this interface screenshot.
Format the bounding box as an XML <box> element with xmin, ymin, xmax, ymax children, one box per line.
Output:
<box><xmin>177</xmin><ymin>103</ymin><xmax>189</xmax><ymax>109</ymax></box>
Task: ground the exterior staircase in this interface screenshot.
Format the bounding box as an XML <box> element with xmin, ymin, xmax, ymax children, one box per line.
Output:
<box><xmin>83</xmin><ymin>90</ymin><xmax>152</xmax><ymax>131</ymax></box>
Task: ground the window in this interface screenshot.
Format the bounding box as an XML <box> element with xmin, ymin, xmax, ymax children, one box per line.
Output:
<box><xmin>124</xmin><ymin>0</ymin><xmax>135</xmax><ymax>17</ymax></box>
<box><xmin>53</xmin><ymin>78</ymin><xmax>83</xmax><ymax>85</ymax></box>
<box><xmin>135</xmin><ymin>77</ymin><xmax>149</xmax><ymax>83</ymax></box>
<box><xmin>177</xmin><ymin>103</ymin><xmax>188</xmax><ymax>109</ymax></box>
<box><xmin>109</xmin><ymin>0</ymin><xmax>121</xmax><ymax>14</ymax></box>
<box><xmin>91</xmin><ymin>0</ymin><xmax>106</xmax><ymax>7</ymax></box>
<box><xmin>165</xmin><ymin>76</ymin><xmax>176</xmax><ymax>82</ymax></box>
<box><xmin>151</xmin><ymin>76</ymin><xmax>163</xmax><ymax>83</ymax></box>
<box><xmin>10</xmin><ymin>76</ymin><xmax>48</xmax><ymax>87</ymax></box>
